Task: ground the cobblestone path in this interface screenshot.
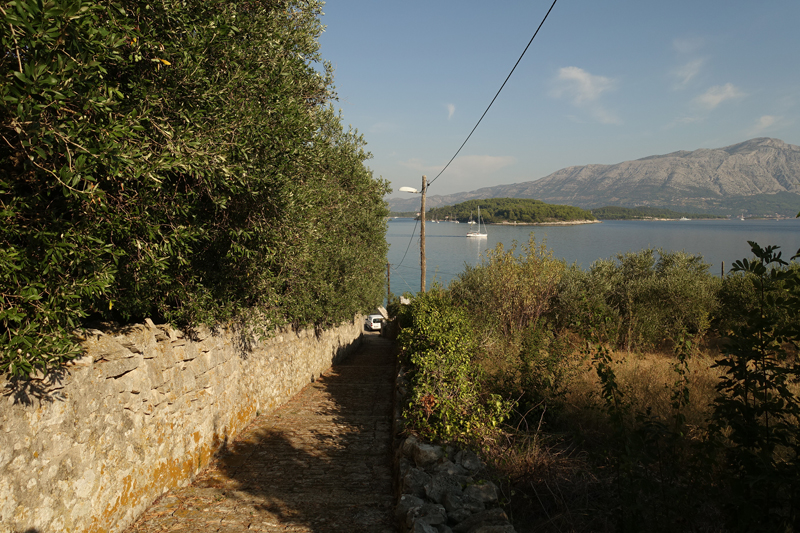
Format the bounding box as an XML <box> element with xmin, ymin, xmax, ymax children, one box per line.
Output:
<box><xmin>126</xmin><ymin>332</ymin><xmax>397</xmax><ymax>533</ymax></box>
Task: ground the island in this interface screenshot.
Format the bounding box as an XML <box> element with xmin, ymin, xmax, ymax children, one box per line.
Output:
<box><xmin>426</xmin><ymin>198</ymin><xmax>598</xmax><ymax>225</ymax></box>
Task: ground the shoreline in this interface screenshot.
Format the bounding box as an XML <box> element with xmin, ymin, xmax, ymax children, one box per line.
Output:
<box><xmin>491</xmin><ymin>219</ymin><xmax>601</xmax><ymax>226</ymax></box>
<box><xmin>595</xmin><ymin>217</ymin><xmax>725</xmax><ymax>221</ymax></box>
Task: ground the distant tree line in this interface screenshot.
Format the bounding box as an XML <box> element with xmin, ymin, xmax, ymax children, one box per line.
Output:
<box><xmin>591</xmin><ymin>206</ymin><xmax>723</xmax><ymax>220</ymax></box>
<box><xmin>718</xmin><ymin>192</ymin><xmax>800</xmax><ymax>217</ymax></box>
<box><xmin>427</xmin><ymin>198</ymin><xmax>595</xmax><ymax>224</ymax></box>
<box><xmin>1</xmin><ymin>0</ymin><xmax>389</xmax><ymax>377</ymax></box>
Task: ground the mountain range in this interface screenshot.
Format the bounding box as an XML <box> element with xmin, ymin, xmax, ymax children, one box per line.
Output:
<box><xmin>387</xmin><ymin>138</ymin><xmax>800</xmax><ymax>215</ymax></box>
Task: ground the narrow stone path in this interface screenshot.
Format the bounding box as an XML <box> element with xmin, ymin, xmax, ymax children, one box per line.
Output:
<box><xmin>126</xmin><ymin>332</ymin><xmax>397</xmax><ymax>533</ymax></box>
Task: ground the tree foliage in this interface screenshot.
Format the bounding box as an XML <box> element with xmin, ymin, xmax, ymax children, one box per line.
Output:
<box><xmin>552</xmin><ymin>249</ymin><xmax>720</xmax><ymax>350</ymax></box>
<box><xmin>427</xmin><ymin>198</ymin><xmax>595</xmax><ymax>224</ymax></box>
<box><xmin>450</xmin><ymin>237</ymin><xmax>564</xmax><ymax>340</ymax></box>
<box><xmin>590</xmin><ymin>206</ymin><xmax>723</xmax><ymax>220</ymax></box>
<box><xmin>710</xmin><ymin>242</ymin><xmax>800</xmax><ymax>531</ymax></box>
<box><xmin>1</xmin><ymin>0</ymin><xmax>389</xmax><ymax>377</ymax></box>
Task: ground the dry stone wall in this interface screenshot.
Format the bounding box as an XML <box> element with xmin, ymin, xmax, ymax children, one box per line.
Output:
<box><xmin>0</xmin><ymin>316</ymin><xmax>364</xmax><ymax>533</ymax></box>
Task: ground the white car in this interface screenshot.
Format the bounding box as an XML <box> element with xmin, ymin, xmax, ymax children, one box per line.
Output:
<box><xmin>365</xmin><ymin>314</ymin><xmax>384</xmax><ymax>331</ymax></box>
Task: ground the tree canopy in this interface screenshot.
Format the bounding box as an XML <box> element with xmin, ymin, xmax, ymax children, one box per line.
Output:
<box><xmin>1</xmin><ymin>0</ymin><xmax>389</xmax><ymax>377</ymax></box>
<box><xmin>427</xmin><ymin>198</ymin><xmax>595</xmax><ymax>224</ymax></box>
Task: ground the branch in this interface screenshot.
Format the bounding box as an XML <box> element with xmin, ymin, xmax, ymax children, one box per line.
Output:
<box><xmin>4</xmin><ymin>19</ymin><xmax>24</xmax><ymax>73</ymax></box>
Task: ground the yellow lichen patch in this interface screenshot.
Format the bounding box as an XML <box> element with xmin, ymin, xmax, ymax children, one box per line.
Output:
<box><xmin>197</xmin><ymin>443</ymin><xmax>212</xmax><ymax>467</ymax></box>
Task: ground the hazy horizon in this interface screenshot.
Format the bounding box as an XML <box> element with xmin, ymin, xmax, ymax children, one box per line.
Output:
<box><xmin>319</xmin><ymin>1</ymin><xmax>800</xmax><ymax>199</ymax></box>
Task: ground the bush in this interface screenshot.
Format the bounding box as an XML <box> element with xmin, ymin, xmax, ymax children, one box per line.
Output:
<box><xmin>515</xmin><ymin>319</ymin><xmax>576</xmax><ymax>416</ymax></box>
<box><xmin>551</xmin><ymin>249</ymin><xmax>720</xmax><ymax>351</ymax></box>
<box><xmin>709</xmin><ymin>242</ymin><xmax>800</xmax><ymax>531</ymax></box>
<box><xmin>398</xmin><ymin>291</ymin><xmax>512</xmax><ymax>447</ymax></box>
<box><xmin>550</xmin><ymin>263</ymin><xmax>621</xmax><ymax>344</ymax></box>
<box><xmin>716</xmin><ymin>271</ymin><xmax>758</xmax><ymax>332</ymax></box>
<box><xmin>1</xmin><ymin>0</ymin><xmax>388</xmax><ymax>377</ymax></box>
<box><xmin>449</xmin><ymin>236</ymin><xmax>565</xmax><ymax>342</ymax></box>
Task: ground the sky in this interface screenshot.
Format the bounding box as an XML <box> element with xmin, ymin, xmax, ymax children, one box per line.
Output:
<box><xmin>317</xmin><ymin>0</ymin><xmax>800</xmax><ymax>199</ymax></box>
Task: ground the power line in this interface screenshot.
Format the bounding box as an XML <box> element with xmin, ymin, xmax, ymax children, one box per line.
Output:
<box><xmin>391</xmin><ymin>0</ymin><xmax>558</xmax><ymax>273</ymax></box>
<box><xmin>428</xmin><ymin>0</ymin><xmax>559</xmax><ymax>187</ymax></box>
<box><xmin>392</xmin><ymin>267</ymin><xmax>416</xmax><ymax>294</ymax></box>
<box><xmin>393</xmin><ymin>218</ymin><xmax>419</xmax><ymax>268</ymax></box>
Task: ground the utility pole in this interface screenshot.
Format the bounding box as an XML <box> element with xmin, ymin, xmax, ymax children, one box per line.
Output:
<box><xmin>420</xmin><ymin>175</ymin><xmax>427</xmax><ymax>293</ymax></box>
<box><xmin>398</xmin><ymin>177</ymin><xmax>428</xmax><ymax>294</ymax></box>
<box><xmin>387</xmin><ymin>262</ymin><xmax>391</xmax><ymax>301</ymax></box>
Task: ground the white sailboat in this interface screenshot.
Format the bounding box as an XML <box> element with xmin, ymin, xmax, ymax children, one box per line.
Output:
<box><xmin>466</xmin><ymin>206</ymin><xmax>488</xmax><ymax>238</ymax></box>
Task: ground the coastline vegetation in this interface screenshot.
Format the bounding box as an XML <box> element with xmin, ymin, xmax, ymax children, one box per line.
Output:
<box><xmin>590</xmin><ymin>205</ymin><xmax>725</xmax><ymax>220</ymax></box>
<box><xmin>393</xmin><ymin>237</ymin><xmax>800</xmax><ymax>532</ymax></box>
<box><xmin>426</xmin><ymin>198</ymin><xmax>596</xmax><ymax>224</ymax></box>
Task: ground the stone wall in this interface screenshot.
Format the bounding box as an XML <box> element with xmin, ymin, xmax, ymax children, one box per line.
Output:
<box><xmin>0</xmin><ymin>316</ymin><xmax>364</xmax><ymax>533</ymax></box>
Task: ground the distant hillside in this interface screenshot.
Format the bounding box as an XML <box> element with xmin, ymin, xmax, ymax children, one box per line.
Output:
<box><xmin>387</xmin><ymin>138</ymin><xmax>800</xmax><ymax>215</ymax></box>
<box><xmin>590</xmin><ymin>206</ymin><xmax>724</xmax><ymax>220</ymax></box>
<box><xmin>427</xmin><ymin>198</ymin><xmax>595</xmax><ymax>224</ymax></box>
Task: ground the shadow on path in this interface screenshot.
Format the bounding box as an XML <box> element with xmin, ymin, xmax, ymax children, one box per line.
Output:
<box><xmin>126</xmin><ymin>333</ymin><xmax>398</xmax><ymax>533</ymax></box>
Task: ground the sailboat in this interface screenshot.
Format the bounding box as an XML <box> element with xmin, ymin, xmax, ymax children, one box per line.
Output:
<box><xmin>466</xmin><ymin>206</ymin><xmax>488</xmax><ymax>238</ymax></box>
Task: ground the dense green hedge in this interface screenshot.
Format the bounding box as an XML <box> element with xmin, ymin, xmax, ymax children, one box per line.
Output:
<box><xmin>1</xmin><ymin>0</ymin><xmax>389</xmax><ymax>377</ymax></box>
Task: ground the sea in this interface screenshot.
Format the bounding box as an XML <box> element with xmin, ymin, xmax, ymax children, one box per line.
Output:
<box><xmin>385</xmin><ymin>217</ymin><xmax>800</xmax><ymax>295</ymax></box>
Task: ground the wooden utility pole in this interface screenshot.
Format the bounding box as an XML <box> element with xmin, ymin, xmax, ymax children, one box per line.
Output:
<box><xmin>420</xmin><ymin>175</ymin><xmax>427</xmax><ymax>293</ymax></box>
<box><xmin>387</xmin><ymin>262</ymin><xmax>391</xmax><ymax>301</ymax></box>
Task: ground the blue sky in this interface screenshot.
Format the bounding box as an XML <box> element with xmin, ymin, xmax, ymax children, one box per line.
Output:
<box><xmin>318</xmin><ymin>0</ymin><xmax>800</xmax><ymax>198</ymax></box>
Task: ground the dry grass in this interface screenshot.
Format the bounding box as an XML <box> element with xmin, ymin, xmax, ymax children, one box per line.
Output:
<box><xmin>481</xmin><ymin>335</ymin><xmax>800</xmax><ymax>533</ymax></box>
<box><xmin>493</xmin><ymin>431</ymin><xmax>613</xmax><ymax>533</ymax></box>
<box><xmin>489</xmin><ymin>345</ymin><xmax>731</xmax><ymax>533</ymax></box>
<box><xmin>562</xmin><ymin>347</ymin><xmax>725</xmax><ymax>435</ymax></box>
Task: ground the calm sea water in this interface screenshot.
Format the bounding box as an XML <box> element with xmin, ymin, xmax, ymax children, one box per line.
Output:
<box><xmin>386</xmin><ymin>218</ymin><xmax>800</xmax><ymax>295</ymax></box>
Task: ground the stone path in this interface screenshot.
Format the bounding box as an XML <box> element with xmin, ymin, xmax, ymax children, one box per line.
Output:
<box><xmin>126</xmin><ymin>332</ymin><xmax>397</xmax><ymax>533</ymax></box>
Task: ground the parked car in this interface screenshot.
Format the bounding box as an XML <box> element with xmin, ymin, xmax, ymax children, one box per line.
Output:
<box><xmin>365</xmin><ymin>314</ymin><xmax>384</xmax><ymax>331</ymax></box>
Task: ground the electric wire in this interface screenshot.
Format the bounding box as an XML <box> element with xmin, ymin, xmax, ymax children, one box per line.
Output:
<box><xmin>391</xmin><ymin>0</ymin><xmax>558</xmax><ymax>275</ymax></box>
<box><xmin>428</xmin><ymin>0</ymin><xmax>559</xmax><ymax>186</ymax></box>
<box><xmin>393</xmin><ymin>219</ymin><xmax>419</xmax><ymax>269</ymax></box>
<box><xmin>393</xmin><ymin>268</ymin><xmax>416</xmax><ymax>294</ymax></box>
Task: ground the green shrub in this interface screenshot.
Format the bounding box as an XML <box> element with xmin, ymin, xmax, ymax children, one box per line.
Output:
<box><xmin>709</xmin><ymin>242</ymin><xmax>800</xmax><ymax>531</ymax></box>
<box><xmin>515</xmin><ymin>319</ymin><xmax>575</xmax><ymax>416</ymax></box>
<box><xmin>716</xmin><ymin>271</ymin><xmax>758</xmax><ymax>334</ymax></box>
<box><xmin>398</xmin><ymin>291</ymin><xmax>512</xmax><ymax>447</ymax></box>
<box><xmin>550</xmin><ymin>263</ymin><xmax>621</xmax><ymax>344</ymax></box>
<box><xmin>449</xmin><ymin>236</ymin><xmax>564</xmax><ymax>342</ymax></box>
<box><xmin>551</xmin><ymin>249</ymin><xmax>720</xmax><ymax>351</ymax></box>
